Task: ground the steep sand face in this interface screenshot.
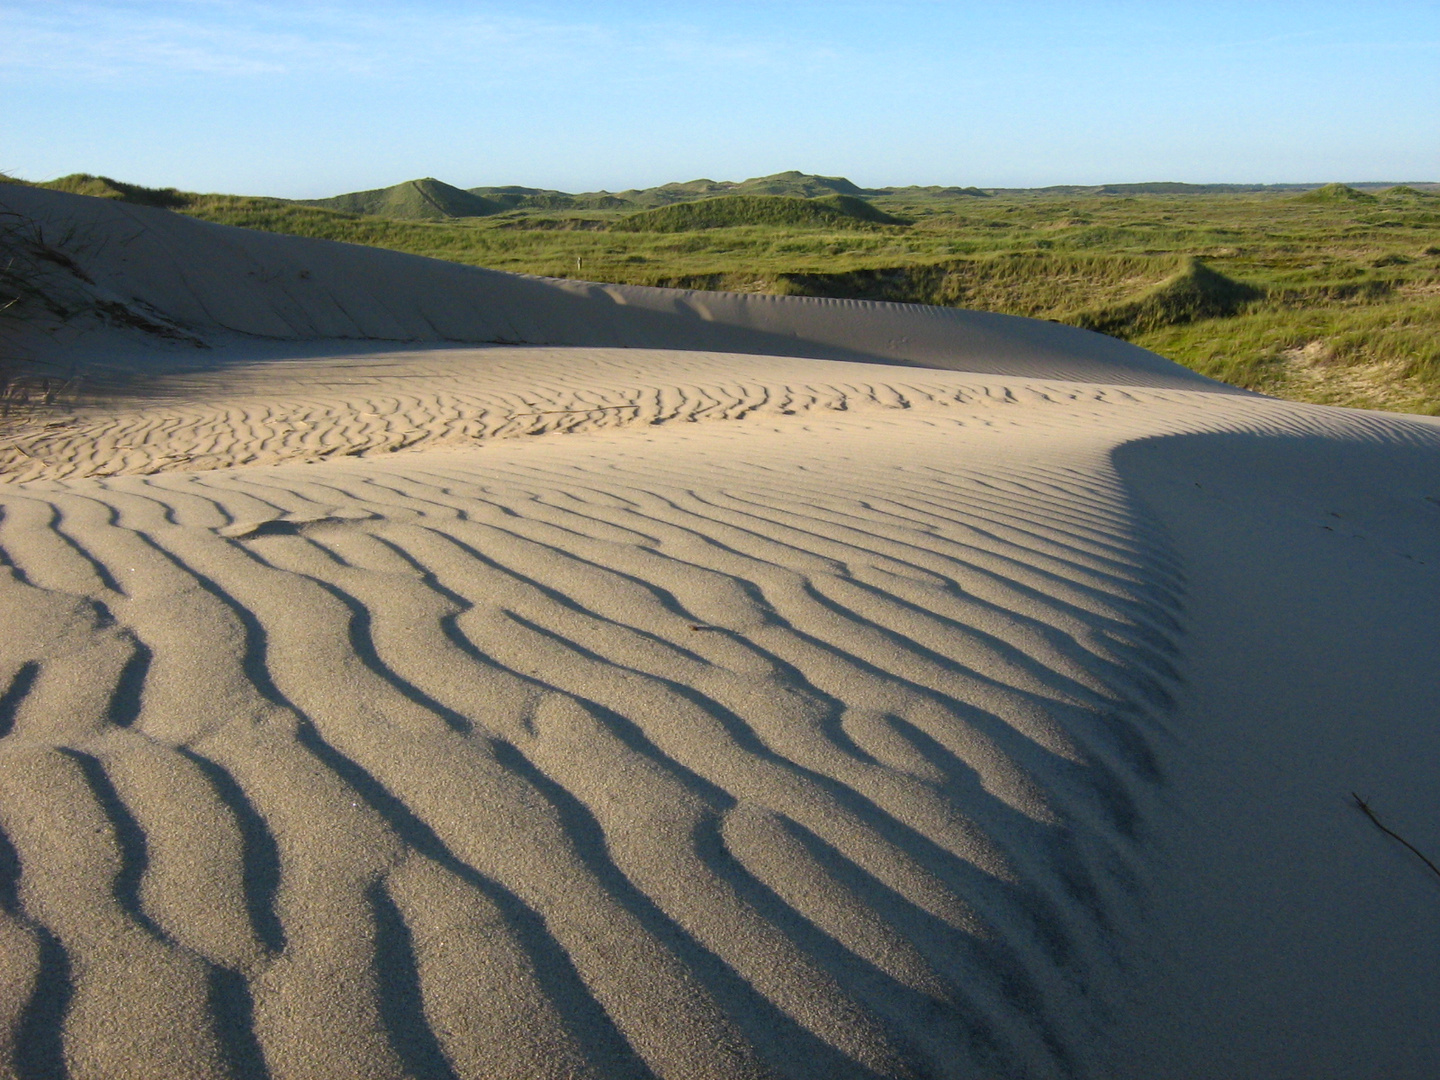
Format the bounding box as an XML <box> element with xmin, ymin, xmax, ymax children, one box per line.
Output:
<box><xmin>1</xmin><ymin>186</ymin><xmax>1438</xmax><ymax>1079</ymax></box>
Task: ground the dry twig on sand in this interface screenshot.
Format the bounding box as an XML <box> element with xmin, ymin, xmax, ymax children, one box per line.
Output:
<box><xmin>1351</xmin><ymin>792</ymin><xmax>1440</xmax><ymax>885</ymax></box>
<box><xmin>508</xmin><ymin>405</ymin><xmax>640</xmax><ymax>417</ymax></box>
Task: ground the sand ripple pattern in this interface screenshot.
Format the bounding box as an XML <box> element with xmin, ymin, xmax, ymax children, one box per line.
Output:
<box><xmin>0</xmin><ymin>411</ymin><xmax>1190</xmax><ymax>1080</ymax></box>
<box><xmin>5</xmin><ymin>347</ymin><xmax>1424</xmax><ymax>488</ymax></box>
<box><xmin>2</xmin><ymin>347</ymin><xmax>1228</xmax><ymax>484</ymax></box>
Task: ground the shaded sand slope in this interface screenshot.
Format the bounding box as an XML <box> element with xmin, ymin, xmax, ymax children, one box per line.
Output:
<box><xmin>0</xmin><ymin>184</ymin><xmax>1210</xmax><ymax>387</ymax></box>
<box><xmin>1</xmin><ymin>185</ymin><xmax>1438</xmax><ymax>1079</ymax></box>
<box><xmin>1113</xmin><ymin>432</ymin><xmax>1440</xmax><ymax>1078</ymax></box>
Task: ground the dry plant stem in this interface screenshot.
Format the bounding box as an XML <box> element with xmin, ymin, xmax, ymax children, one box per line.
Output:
<box><xmin>508</xmin><ymin>405</ymin><xmax>640</xmax><ymax>417</ymax></box>
<box><xmin>1351</xmin><ymin>793</ymin><xmax>1440</xmax><ymax>884</ymax></box>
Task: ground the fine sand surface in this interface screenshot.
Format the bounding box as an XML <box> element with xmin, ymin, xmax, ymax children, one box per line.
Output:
<box><xmin>1</xmin><ymin>186</ymin><xmax>1437</xmax><ymax>1079</ymax></box>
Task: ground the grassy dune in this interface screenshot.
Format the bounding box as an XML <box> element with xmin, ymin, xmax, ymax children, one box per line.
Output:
<box><xmin>8</xmin><ymin>172</ymin><xmax>1440</xmax><ymax>413</ymax></box>
<box><xmin>611</xmin><ymin>194</ymin><xmax>907</xmax><ymax>231</ymax></box>
<box><xmin>301</xmin><ymin>177</ymin><xmax>505</xmax><ymax>220</ymax></box>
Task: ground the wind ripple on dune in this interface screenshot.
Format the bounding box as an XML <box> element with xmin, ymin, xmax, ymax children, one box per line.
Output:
<box><xmin>6</xmin><ymin>345</ymin><xmax>1424</xmax><ymax>490</ymax></box>
<box><xmin>0</xmin><ymin>407</ymin><xmax>1194</xmax><ymax>1079</ymax></box>
<box><xmin>2</xmin><ymin>347</ymin><xmax>1218</xmax><ymax>484</ymax></box>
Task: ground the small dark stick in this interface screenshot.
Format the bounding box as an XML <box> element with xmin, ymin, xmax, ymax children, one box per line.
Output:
<box><xmin>508</xmin><ymin>405</ymin><xmax>640</xmax><ymax>418</ymax></box>
<box><xmin>1351</xmin><ymin>792</ymin><xmax>1440</xmax><ymax>884</ymax></box>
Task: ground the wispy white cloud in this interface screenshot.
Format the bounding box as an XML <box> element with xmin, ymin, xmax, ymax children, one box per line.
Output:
<box><xmin>0</xmin><ymin>1</ymin><xmax>844</xmax><ymax>83</ymax></box>
<box><xmin>0</xmin><ymin>2</ymin><xmax>361</xmax><ymax>77</ymax></box>
<box><xmin>1208</xmin><ymin>26</ymin><xmax>1439</xmax><ymax>52</ymax></box>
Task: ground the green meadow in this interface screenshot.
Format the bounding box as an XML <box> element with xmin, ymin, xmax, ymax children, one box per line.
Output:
<box><xmin>17</xmin><ymin>173</ymin><xmax>1440</xmax><ymax>414</ymax></box>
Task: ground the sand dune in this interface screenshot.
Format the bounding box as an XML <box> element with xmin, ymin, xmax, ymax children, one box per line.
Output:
<box><xmin>1</xmin><ymin>186</ymin><xmax>1438</xmax><ymax>1079</ymax></box>
<box><xmin>0</xmin><ymin>184</ymin><xmax>1209</xmax><ymax>387</ymax></box>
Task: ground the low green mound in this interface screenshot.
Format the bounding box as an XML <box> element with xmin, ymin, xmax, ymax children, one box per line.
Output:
<box><xmin>37</xmin><ymin>174</ymin><xmax>193</xmax><ymax>209</ymax></box>
<box><xmin>1295</xmin><ymin>183</ymin><xmax>1377</xmax><ymax>204</ymax></box>
<box><xmin>732</xmin><ymin>171</ymin><xmax>865</xmax><ymax>198</ymax></box>
<box><xmin>814</xmin><ymin>194</ymin><xmax>907</xmax><ymax>223</ymax></box>
<box><xmin>1381</xmin><ymin>185</ymin><xmax>1434</xmax><ymax>199</ymax></box>
<box><xmin>613</xmin><ymin>194</ymin><xmax>905</xmax><ymax>232</ymax></box>
<box><xmin>1071</xmin><ymin>257</ymin><xmax>1263</xmax><ymax>336</ymax></box>
<box><xmin>306</xmin><ymin>178</ymin><xmax>504</xmax><ymax>220</ymax></box>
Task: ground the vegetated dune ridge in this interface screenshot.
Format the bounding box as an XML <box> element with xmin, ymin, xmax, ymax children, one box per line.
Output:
<box><xmin>0</xmin><ymin>186</ymin><xmax>1437</xmax><ymax>1080</ymax></box>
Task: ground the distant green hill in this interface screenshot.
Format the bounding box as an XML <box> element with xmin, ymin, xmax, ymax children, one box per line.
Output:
<box><xmin>305</xmin><ymin>178</ymin><xmax>505</xmax><ymax>219</ymax></box>
<box><xmin>468</xmin><ymin>186</ymin><xmax>632</xmax><ymax>211</ymax></box>
<box><xmin>873</xmin><ymin>185</ymin><xmax>991</xmax><ymax>199</ymax></box>
<box><xmin>1295</xmin><ymin>183</ymin><xmax>1377</xmax><ymax>204</ymax></box>
<box><xmin>20</xmin><ymin>172</ymin><xmax>1438</xmax><ymax>225</ymax></box>
<box><xmin>608</xmin><ymin>171</ymin><xmax>871</xmax><ymax>208</ymax></box>
<box><xmin>1097</xmin><ymin>183</ymin><xmax>1264</xmax><ymax>196</ymax></box>
<box><xmin>323</xmin><ymin>171</ymin><xmax>926</xmax><ymax>214</ymax></box>
<box><xmin>1380</xmin><ymin>185</ymin><xmax>1435</xmax><ymax>200</ymax></box>
<box><xmin>612</xmin><ymin>194</ymin><xmax>906</xmax><ymax>232</ymax></box>
<box><xmin>729</xmin><ymin>171</ymin><xmax>865</xmax><ymax>198</ymax></box>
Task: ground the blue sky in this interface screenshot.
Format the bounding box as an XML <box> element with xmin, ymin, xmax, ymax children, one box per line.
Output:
<box><xmin>3</xmin><ymin>1</ymin><xmax>1437</xmax><ymax>196</ymax></box>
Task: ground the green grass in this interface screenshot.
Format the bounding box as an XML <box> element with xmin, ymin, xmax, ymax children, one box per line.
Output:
<box><xmin>1136</xmin><ymin>296</ymin><xmax>1440</xmax><ymax>413</ymax></box>
<box><xmin>8</xmin><ymin>170</ymin><xmax>1440</xmax><ymax>414</ymax></box>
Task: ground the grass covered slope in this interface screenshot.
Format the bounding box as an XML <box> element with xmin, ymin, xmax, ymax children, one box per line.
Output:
<box><xmin>770</xmin><ymin>254</ymin><xmax>1262</xmax><ymax>336</ymax></box>
<box><xmin>30</xmin><ymin>173</ymin><xmax>193</xmax><ymax>210</ymax></box>
<box><xmin>1071</xmin><ymin>258</ymin><xmax>1264</xmax><ymax>337</ymax></box>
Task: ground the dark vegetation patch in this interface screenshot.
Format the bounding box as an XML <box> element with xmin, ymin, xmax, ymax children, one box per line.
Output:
<box><xmin>612</xmin><ymin>194</ymin><xmax>907</xmax><ymax>231</ymax></box>
<box><xmin>1070</xmin><ymin>258</ymin><xmax>1263</xmax><ymax>336</ymax></box>
<box><xmin>771</xmin><ymin>255</ymin><xmax>1264</xmax><ymax>338</ymax></box>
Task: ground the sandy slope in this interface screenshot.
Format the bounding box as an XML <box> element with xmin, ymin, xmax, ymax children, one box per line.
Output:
<box><xmin>0</xmin><ymin>184</ymin><xmax>1208</xmax><ymax>388</ymax></box>
<box><xmin>1</xmin><ymin>186</ymin><xmax>1437</xmax><ymax>1079</ymax></box>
